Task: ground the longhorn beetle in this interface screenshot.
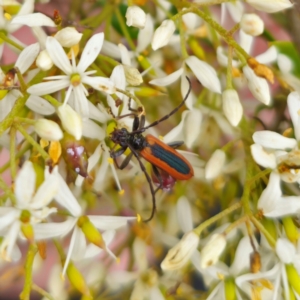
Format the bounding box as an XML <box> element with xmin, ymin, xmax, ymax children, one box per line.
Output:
<box><xmin>110</xmin><ymin>76</ymin><xmax>194</xmax><ymax>222</ymax></box>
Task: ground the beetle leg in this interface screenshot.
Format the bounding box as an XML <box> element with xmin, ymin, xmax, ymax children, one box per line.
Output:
<box><xmin>167</xmin><ymin>141</ymin><xmax>184</xmax><ymax>149</ymax></box>
<box><xmin>118</xmin><ymin>152</ymin><xmax>134</xmax><ymax>170</ymax></box>
<box><xmin>110</xmin><ymin>147</ymin><xmax>127</xmax><ymax>159</ymax></box>
<box><xmin>138</xmin><ymin>115</ymin><xmax>146</xmax><ymax>130</ymax></box>
<box><xmin>132</xmin><ymin>116</ymin><xmax>140</xmax><ymax>131</ymax></box>
<box><xmin>152</xmin><ymin>165</ymin><xmax>163</xmax><ymax>190</ymax></box>
<box><xmin>128</xmin><ymin>144</ymin><xmax>156</xmax><ymax>222</ymax></box>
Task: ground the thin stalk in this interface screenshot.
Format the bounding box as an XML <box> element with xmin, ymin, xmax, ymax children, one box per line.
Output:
<box><xmin>10</xmin><ymin>127</ymin><xmax>17</xmax><ymax>180</ymax></box>
<box><xmin>0</xmin><ymin>33</ymin><xmax>24</xmax><ymax>51</ymax></box>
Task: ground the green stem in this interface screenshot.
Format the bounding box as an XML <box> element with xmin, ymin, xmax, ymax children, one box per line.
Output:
<box><xmin>250</xmin><ymin>216</ymin><xmax>276</xmax><ymax>248</ymax></box>
<box><xmin>226</xmin><ymin>46</ymin><xmax>233</xmax><ymax>89</ymax></box>
<box><xmin>0</xmin><ymin>175</ymin><xmax>16</xmax><ymax>204</ymax></box>
<box><xmin>223</xmin><ymin>215</ymin><xmax>248</xmax><ymax>235</ymax></box>
<box><xmin>194</xmin><ymin>202</ymin><xmax>242</xmax><ymax>235</ymax></box>
<box><xmin>10</xmin><ymin>127</ymin><xmax>17</xmax><ymax>180</ymax></box>
<box><xmin>0</xmin><ymin>33</ymin><xmax>24</xmax><ymax>51</ymax></box>
<box><xmin>172</xmin><ymin>7</ymin><xmax>250</xmax><ymax>62</ymax></box>
<box><xmin>115</xmin><ymin>88</ymin><xmax>143</xmax><ymax>111</ymax></box>
<box><xmin>31</xmin><ymin>284</ymin><xmax>55</xmax><ymax>300</ymax></box>
<box><xmin>15</xmin><ymin>117</ymin><xmax>36</xmax><ymax>126</ymax></box>
<box><xmin>14</xmin><ymin>124</ymin><xmax>50</xmax><ymax>161</ymax></box>
<box><xmin>115</xmin><ymin>8</ymin><xmax>136</xmax><ymax>50</ymax></box>
<box><xmin>15</xmin><ymin>67</ymin><xmax>27</xmax><ymax>93</ymax></box>
<box><xmin>20</xmin><ymin>244</ymin><xmax>38</xmax><ymax>300</ymax></box>
<box><xmin>98</xmin><ymin>54</ymin><xmax>119</xmax><ymax>67</ymax></box>
<box><xmin>0</xmin><ymin>142</ymin><xmax>31</xmax><ymax>174</ymax></box>
<box><xmin>179</xmin><ymin>17</ymin><xmax>188</xmax><ymax>59</ymax></box>
<box><xmin>0</xmin><ymin>94</ymin><xmax>29</xmax><ymax>136</ymax></box>
<box><xmin>43</xmin><ymin>95</ymin><xmax>61</xmax><ymax>108</ymax></box>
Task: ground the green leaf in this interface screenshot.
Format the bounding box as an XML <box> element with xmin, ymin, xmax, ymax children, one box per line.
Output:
<box><xmin>271</xmin><ymin>41</ymin><xmax>300</xmax><ymax>77</ymax></box>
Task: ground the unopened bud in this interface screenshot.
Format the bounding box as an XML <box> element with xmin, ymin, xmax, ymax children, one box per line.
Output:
<box><xmin>222</xmin><ymin>89</ymin><xmax>243</xmax><ymax>127</ymax></box>
<box><xmin>161</xmin><ymin>231</ymin><xmax>199</xmax><ymax>270</ymax></box>
<box><xmin>282</xmin><ymin>216</ymin><xmax>299</xmax><ymax>243</ymax></box>
<box><xmin>200</xmin><ymin>234</ymin><xmax>226</xmax><ymax>268</ymax></box>
<box><xmin>240</xmin><ymin>14</ymin><xmax>264</xmax><ymax>36</ymax></box>
<box><xmin>77</xmin><ymin>216</ymin><xmax>105</xmax><ymax>249</ymax></box>
<box><xmin>34</xmin><ymin>119</ymin><xmax>63</xmax><ymax>141</ymax></box>
<box><xmin>125</xmin><ymin>6</ymin><xmax>146</xmax><ymax>29</ymax></box>
<box><xmin>123</xmin><ymin>65</ymin><xmax>143</xmax><ymax>86</ymax></box>
<box><xmin>286</xmin><ymin>264</ymin><xmax>300</xmax><ymax>295</ymax></box>
<box><xmin>36</xmin><ymin>50</ymin><xmax>53</xmax><ymax>71</ymax></box>
<box><xmin>152</xmin><ymin>20</ymin><xmax>176</xmax><ymax>51</ymax></box>
<box><xmin>57</xmin><ymin>104</ymin><xmax>82</xmax><ymax>140</ymax></box>
<box><xmin>243</xmin><ymin>65</ymin><xmax>270</xmax><ymax>105</ymax></box>
<box><xmin>54</xmin><ymin>27</ymin><xmax>83</xmax><ymax>48</ymax></box>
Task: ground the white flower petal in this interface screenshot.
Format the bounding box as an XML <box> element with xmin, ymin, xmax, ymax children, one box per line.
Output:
<box><xmin>15</xmin><ymin>43</ymin><xmax>40</xmax><ymax>74</ymax></box>
<box><xmin>15</xmin><ymin>161</ymin><xmax>35</xmax><ymax>206</ymax></box>
<box><xmin>239</xmin><ymin>30</ymin><xmax>254</xmax><ymax>54</ymax></box>
<box><xmin>0</xmin><ymin>209</ymin><xmax>19</xmax><ymax>231</ymax></box>
<box><xmin>246</xmin><ymin>0</ymin><xmax>293</xmax><ymax>13</ymax></box>
<box><xmin>225</xmin><ymin>2</ymin><xmax>244</xmax><ymax>23</ymax></box>
<box><xmin>46</xmin><ymin>37</ymin><xmax>72</xmax><ymax>74</ymax></box>
<box><xmin>205</xmin><ymin>149</ymin><xmax>226</xmax><ymax>180</ymax></box>
<box><xmin>278</xmin><ymin>53</ymin><xmax>293</xmax><ymax>74</ymax></box>
<box><xmin>70</xmin><ymin>229</ymin><xmax>86</xmax><ymax>261</ymax></box>
<box><xmin>149</xmin><ymin>68</ymin><xmax>183</xmax><ymax>86</ymax></box>
<box><xmin>34</xmin><ymin>218</ymin><xmax>77</xmax><ymax>240</ymax></box>
<box><xmin>71</xmin><ymin>86</ymin><xmax>89</xmax><ymax>118</ymax></box>
<box><xmin>82</xmin><ymin>119</ymin><xmax>105</xmax><ymax>140</ymax></box>
<box><xmin>125</xmin><ymin>6</ymin><xmax>146</xmax><ymax>29</ymax></box>
<box><xmin>118</xmin><ymin>43</ymin><xmax>131</xmax><ymax>66</ymax></box>
<box><xmin>27</xmin><ymin>79</ymin><xmax>70</xmax><ymax>96</ymax></box>
<box><xmin>31</xmin><ymin>173</ymin><xmax>59</xmax><ymax>209</ymax></box>
<box><xmin>26</xmin><ymin>95</ymin><xmax>55</xmax><ymax>115</ymax></box>
<box><xmin>54</xmin><ymin>27</ymin><xmax>82</xmax><ymax>48</ymax></box>
<box><xmin>256</xmin><ymin>46</ymin><xmax>278</xmax><ymax>65</ymax></box>
<box><xmin>176</xmin><ymin>196</ymin><xmax>193</xmax><ymax>233</ymax></box>
<box><xmin>257</xmin><ymin>172</ymin><xmax>282</xmax><ymax>213</ymax></box>
<box><xmin>34</xmin><ymin>119</ymin><xmax>63</xmax><ymax>141</ymax></box>
<box><xmin>183</xmin><ymin>109</ymin><xmax>202</xmax><ymax>148</ymax></box>
<box><xmin>85</xmin><ymin>76</ymin><xmax>116</xmax><ymax>95</ymax></box>
<box><xmin>101</xmin><ymin>40</ymin><xmax>121</xmax><ymax>60</ymax></box>
<box><xmin>276</xmin><ymin>238</ymin><xmax>296</xmax><ymax>264</ymax></box>
<box><xmin>136</xmin><ymin>14</ymin><xmax>154</xmax><ymax>53</ymax></box>
<box><xmin>11</xmin><ymin>12</ymin><xmax>56</xmax><ymax>27</ymax></box>
<box><xmin>88</xmin><ymin>215</ymin><xmax>136</xmax><ymax>231</ymax></box>
<box><xmin>186</xmin><ymin>56</ymin><xmax>221</xmax><ymax>94</ymax></box>
<box><xmin>222</xmin><ymin>89</ymin><xmax>243</xmax><ymax>127</ymax></box>
<box><xmin>264</xmin><ymin>196</ymin><xmax>300</xmax><ymax>217</ymax></box>
<box><xmin>250</xmin><ymin>144</ymin><xmax>277</xmax><ymax>169</ymax></box>
<box><xmin>77</xmin><ymin>33</ymin><xmax>104</xmax><ymax>73</ymax></box>
<box><xmin>287</xmin><ymin>91</ymin><xmax>300</xmax><ymax>141</ymax></box>
<box><xmin>151</xmin><ymin>19</ymin><xmax>176</xmax><ymax>51</ymax></box>
<box><xmin>253</xmin><ymin>131</ymin><xmax>297</xmax><ymax>150</ymax></box>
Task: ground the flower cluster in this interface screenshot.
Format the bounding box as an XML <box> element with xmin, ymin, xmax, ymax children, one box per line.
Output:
<box><xmin>0</xmin><ymin>0</ymin><xmax>299</xmax><ymax>299</ymax></box>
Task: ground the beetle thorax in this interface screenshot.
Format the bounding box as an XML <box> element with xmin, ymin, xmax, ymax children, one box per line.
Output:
<box><xmin>130</xmin><ymin>133</ymin><xmax>146</xmax><ymax>150</ymax></box>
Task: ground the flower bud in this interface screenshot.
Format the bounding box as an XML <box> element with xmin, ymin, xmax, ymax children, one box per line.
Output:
<box><xmin>240</xmin><ymin>14</ymin><xmax>264</xmax><ymax>36</ymax></box>
<box><xmin>205</xmin><ymin>149</ymin><xmax>226</xmax><ymax>180</ymax></box>
<box><xmin>161</xmin><ymin>231</ymin><xmax>199</xmax><ymax>270</ymax></box>
<box><xmin>66</xmin><ymin>262</ymin><xmax>90</xmax><ymax>296</ymax></box>
<box><xmin>36</xmin><ymin>49</ymin><xmax>53</xmax><ymax>71</ymax></box>
<box><xmin>57</xmin><ymin>104</ymin><xmax>82</xmax><ymax>140</ymax></box>
<box><xmin>222</xmin><ymin>89</ymin><xmax>243</xmax><ymax>127</ymax></box>
<box><xmin>54</xmin><ymin>27</ymin><xmax>83</xmax><ymax>48</ymax></box>
<box><xmin>77</xmin><ymin>216</ymin><xmax>105</xmax><ymax>249</ymax></box>
<box><xmin>125</xmin><ymin>6</ymin><xmax>146</xmax><ymax>29</ymax></box>
<box><xmin>282</xmin><ymin>216</ymin><xmax>299</xmax><ymax>243</ymax></box>
<box><xmin>243</xmin><ymin>65</ymin><xmax>270</xmax><ymax>105</ymax></box>
<box><xmin>34</xmin><ymin>119</ymin><xmax>63</xmax><ymax>141</ymax></box>
<box><xmin>123</xmin><ymin>65</ymin><xmax>143</xmax><ymax>86</ymax></box>
<box><xmin>200</xmin><ymin>234</ymin><xmax>226</xmax><ymax>268</ymax></box>
<box><xmin>152</xmin><ymin>20</ymin><xmax>176</xmax><ymax>51</ymax></box>
<box><xmin>245</xmin><ymin>0</ymin><xmax>293</xmax><ymax>13</ymax></box>
<box><xmin>286</xmin><ymin>264</ymin><xmax>300</xmax><ymax>295</ymax></box>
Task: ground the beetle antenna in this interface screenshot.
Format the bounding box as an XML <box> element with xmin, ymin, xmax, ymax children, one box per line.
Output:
<box><xmin>137</xmin><ymin>76</ymin><xmax>192</xmax><ymax>132</ymax></box>
<box><xmin>128</xmin><ymin>144</ymin><xmax>156</xmax><ymax>222</ymax></box>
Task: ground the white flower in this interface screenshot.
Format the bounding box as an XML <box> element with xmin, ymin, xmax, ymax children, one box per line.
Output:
<box><xmin>257</xmin><ymin>172</ymin><xmax>300</xmax><ymax>217</ymax></box>
<box><xmin>245</xmin><ymin>0</ymin><xmax>293</xmax><ymax>13</ymax></box>
<box><xmin>0</xmin><ymin>43</ymin><xmax>40</xmax><ymax>121</ymax></box>
<box><xmin>125</xmin><ymin>6</ymin><xmax>146</xmax><ymax>29</ymax></box>
<box><xmin>222</xmin><ymin>89</ymin><xmax>243</xmax><ymax>126</ymax></box>
<box><xmin>34</xmin><ymin>214</ymin><xmax>136</xmax><ymax>277</ymax></box>
<box><xmin>57</xmin><ymin>104</ymin><xmax>82</xmax><ymax>140</ymax></box>
<box><xmin>27</xmin><ymin>33</ymin><xmax>116</xmax><ymax>118</ymax></box>
<box><xmin>34</xmin><ymin>118</ymin><xmax>63</xmax><ymax>141</ymax></box>
<box><xmin>240</xmin><ymin>14</ymin><xmax>264</xmax><ymax>36</ymax></box>
<box><xmin>251</xmin><ymin>91</ymin><xmax>300</xmax><ymax>183</ymax></box>
<box><xmin>152</xmin><ymin>20</ymin><xmax>176</xmax><ymax>51</ymax></box>
<box><xmin>0</xmin><ymin>161</ymin><xmax>59</xmax><ymax>261</ymax></box>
